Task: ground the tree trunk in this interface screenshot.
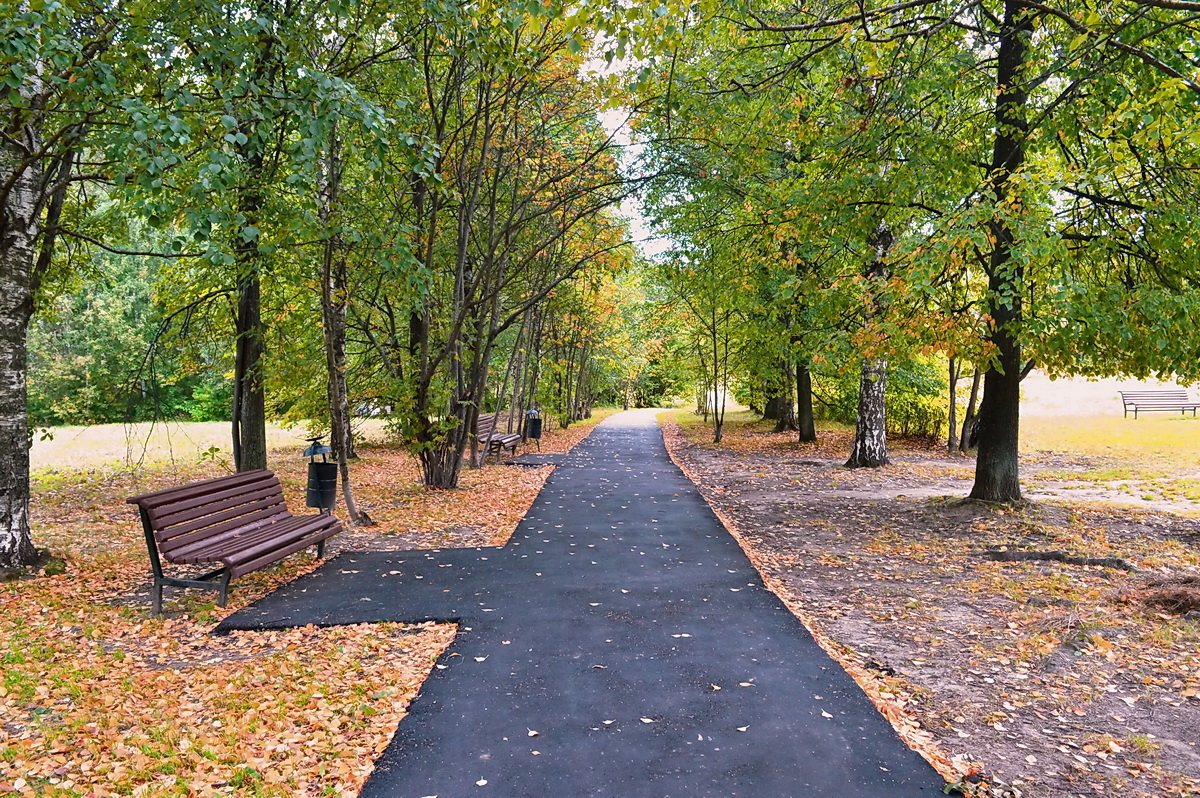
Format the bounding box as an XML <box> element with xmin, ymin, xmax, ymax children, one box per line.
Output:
<box><xmin>420</xmin><ymin>443</ymin><xmax>463</xmax><ymax>489</ymax></box>
<box><xmin>318</xmin><ymin>130</ymin><xmax>370</xmax><ymax>525</ymax></box>
<box><xmin>415</xmin><ymin>394</ymin><xmax>476</xmax><ymax>489</ymax></box>
<box><xmin>796</xmin><ymin>360</ymin><xmax>817</xmax><ymax>443</ymax></box>
<box><xmin>773</xmin><ymin>359</ymin><xmax>798</xmax><ymax>432</ymax></box>
<box><xmin>846</xmin><ymin>221</ymin><xmax>893</xmax><ymax>467</ymax></box>
<box><xmin>970</xmin><ymin>0</ymin><xmax>1033</xmax><ymax>503</ymax></box>
<box><xmin>970</xmin><ymin>343</ymin><xmax>1022</xmax><ymax>501</ymax></box>
<box><xmin>230</xmin><ymin>138</ymin><xmax>269</xmax><ymax>473</ymax></box>
<box><xmin>0</xmin><ymin>140</ymin><xmax>40</xmax><ymax>568</ymax></box>
<box><xmin>845</xmin><ymin>360</ymin><xmax>889</xmax><ymax>468</ymax></box>
<box><xmin>233</xmin><ymin>270</ymin><xmax>267</xmax><ymax>472</ymax></box>
<box><xmin>710</xmin><ymin>312</ymin><xmax>724</xmax><ymax>444</ymax></box>
<box><xmin>960</xmin><ymin>367</ymin><xmax>981</xmax><ymax>451</ymax></box>
<box><xmin>573</xmin><ymin>344</ymin><xmax>591</xmax><ymax>422</ymax></box>
<box><xmin>947</xmin><ymin>356</ymin><xmax>960</xmax><ymax>454</ymax></box>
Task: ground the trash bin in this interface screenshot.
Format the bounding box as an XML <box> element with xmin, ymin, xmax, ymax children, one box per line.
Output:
<box><xmin>303</xmin><ymin>436</ymin><xmax>337</xmax><ymax>513</ymax></box>
<box><xmin>524</xmin><ymin>409</ymin><xmax>542</xmax><ymax>445</ymax></box>
<box><xmin>306</xmin><ymin>461</ymin><xmax>338</xmax><ymax>512</ymax></box>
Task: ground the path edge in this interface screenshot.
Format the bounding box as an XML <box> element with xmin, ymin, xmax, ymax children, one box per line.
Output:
<box><xmin>656</xmin><ymin>411</ymin><xmax>975</xmax><ymax>786</ymax></box>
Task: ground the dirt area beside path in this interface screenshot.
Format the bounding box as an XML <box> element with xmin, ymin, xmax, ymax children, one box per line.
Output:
<box><xmin>664</xmin><ymin>416</ymin><xmax>1200</xmax><ymax>798</ymax></box>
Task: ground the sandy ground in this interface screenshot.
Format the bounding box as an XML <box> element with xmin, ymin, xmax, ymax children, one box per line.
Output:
<box><xmin>665</xmin><ymin>419</ymin><xmax>1200</xmax><ymax>798</ymax></box>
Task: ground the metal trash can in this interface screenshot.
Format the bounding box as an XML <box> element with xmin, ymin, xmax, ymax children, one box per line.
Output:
<box><xmin>303</xmin><ymin>436</ymin><xmax>337</xmax><ymax>513</ymax></box>
<box><xmin>524</xmin><ymin>409</ymin><xmax>542</xmax><ymax>446</ymax></box>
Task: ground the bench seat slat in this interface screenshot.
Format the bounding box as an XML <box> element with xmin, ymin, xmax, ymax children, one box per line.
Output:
<box><xmin>229</xmin><ymin>524</ymin><xmax>339</xmax><ymax>578</ymax></box>
<box><xmin>174</xmin><ymin>514</ymin><xmax>335</xmax><ymax>566</ymax></box>
<box><xmin>1127</xmin><ymin>401</ymin><xmax>1200</xmax><ymax>407</ymax></box>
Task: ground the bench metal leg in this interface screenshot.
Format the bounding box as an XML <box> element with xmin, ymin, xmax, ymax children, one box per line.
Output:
<box><xmin>217</xmin><ymin>570</ymin><xmax>231</xmax><ymax>608</ymax></box>
<box><xmin>150</xmin><ymin>567</ymin><xmax>232</xmax><ymax>615</ymax></box>
<box><xmin>316</xmin><ymin>539</ymin><xmax>326</xmax><ymax>559</ymax></box>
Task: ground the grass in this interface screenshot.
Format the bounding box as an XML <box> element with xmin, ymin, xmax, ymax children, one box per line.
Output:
<box><xmin>1022</xmin><ymin>414</ymin><xmax>1200</xmax><ymax>475</ymax></box>
<box><xmin>30</xmin><ymin>419</ymin><xmax>394</xmax><ymax>473</ymax></box>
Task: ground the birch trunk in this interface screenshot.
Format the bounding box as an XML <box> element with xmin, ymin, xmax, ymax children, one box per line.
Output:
<box><xmin>0</xmin><ymin>140</ymin><xmax>40</xmax><ymax>567</ymax></box>
<box><xmin>845</xmin><ymin>360</ymin><xmax>890</xmax><ymax>468</ymax></box>
<box><xmin>846</xmin><ymin>221</ymin><xmax>893</xmax><ymax>468</ymax></box>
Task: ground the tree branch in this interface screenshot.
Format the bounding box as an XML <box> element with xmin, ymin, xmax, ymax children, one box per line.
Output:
<box><xmin>56</xmin><ymin>228</ymin><xmax>204</xmax><ymax>258</ymax></box>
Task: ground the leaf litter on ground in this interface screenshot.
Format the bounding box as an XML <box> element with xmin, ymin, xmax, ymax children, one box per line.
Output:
<box><xmin>3</xmin><ymin>412</ymin><xmax>611</xmax><ymax>796</ymax></box>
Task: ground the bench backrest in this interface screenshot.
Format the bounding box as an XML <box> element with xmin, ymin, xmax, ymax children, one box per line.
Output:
<box><xmin>475</xmin><ymin>413</ymin><xmax>497</xmax><ymax>439</ymax></box>
<box><xmin>126</xmin><ymin>470</ymin><xmax>289</xmax><ymax>559</ymax></box>
<box><xmin>1119</xmin><ymin>390</ymin><xmax>1193</xmax><ymax>403</ymax></box>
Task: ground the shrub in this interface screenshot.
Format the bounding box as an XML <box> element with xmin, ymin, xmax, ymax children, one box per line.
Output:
<box><xmin>814</xmin><ymin>358</ymin><xmax>948</xmax><ymax>441</ymax></box>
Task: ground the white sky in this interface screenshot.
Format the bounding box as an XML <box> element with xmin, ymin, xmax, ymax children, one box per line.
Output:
<box><xmin>590</xmin><ymin>57</ymin><xmax>672</xmax><ymax>261</ymax></box>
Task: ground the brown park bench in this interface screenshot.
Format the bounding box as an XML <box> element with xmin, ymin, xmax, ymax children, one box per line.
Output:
<box><xmin>1118</xmin><ymin>389</ymin><xmax>1200</xmax><ymax>419</ymax></box>
<box><xmin>475</xmin><ymin>412</ymin><xmax>522</xmax><ymax>464</ymax></box>
<box><xmin>127</xmin><ymin>469</ymin><xmax>341</xmax><ymax>615</ymax></box>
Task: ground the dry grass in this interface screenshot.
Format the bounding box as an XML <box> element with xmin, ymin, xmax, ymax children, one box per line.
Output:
<box><xmin>30</xmin><ymin>420</ymin><xmax>393</xmax><ymax>473</ymax></box>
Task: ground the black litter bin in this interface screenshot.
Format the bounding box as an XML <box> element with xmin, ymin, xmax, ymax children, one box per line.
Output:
<box><xmin>524</xmin><ymin>409</ymin><xmax>542</xmax><ymax>448</ymax></box>
<box><xmin>303</xmin><ymin>436</ymin><xmax>337</xmax><ymax>513</ymax></box>
<box><xmin>306</xmin><ymin>461</ymin><xmax>338</xmax><ymax>512</ymax></box>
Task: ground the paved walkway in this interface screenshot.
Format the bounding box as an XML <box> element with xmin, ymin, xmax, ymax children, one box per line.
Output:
<box><xmin>220</xmin><ymin>410</ymin><xmax>945</xmax><ymax>796</ymax></box>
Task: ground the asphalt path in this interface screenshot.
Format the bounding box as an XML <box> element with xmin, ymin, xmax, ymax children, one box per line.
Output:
<box><xmin>219</xmin><ymin>409</ymin><xmax>946</xmax><ymax>796</ymax></box>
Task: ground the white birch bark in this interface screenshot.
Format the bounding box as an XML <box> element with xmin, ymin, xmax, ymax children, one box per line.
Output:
<box><xmin>845</xmin><ymin>360</ymin><xmax>890</xmax><ymax>468</ymax></box>
<box><xmin>0</xmin><ymin>129</ymin><xmax>42</xmax><ymax>567</ymax></box>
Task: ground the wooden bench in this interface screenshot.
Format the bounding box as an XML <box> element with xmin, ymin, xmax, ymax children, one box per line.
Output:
<box><xmin>1119</xmin><ymin>389</ymin><xmax>1200</xmax><ymax>419</ymax></box>
<box><xmin>127</xmin><ymin>469</ymin><xmax>341</xmax><ymax>615</ymax></box>
<box><xmin>475</xmin><ymin>413</ymin><xmax>522</xmax><ymax>464</ymax></box>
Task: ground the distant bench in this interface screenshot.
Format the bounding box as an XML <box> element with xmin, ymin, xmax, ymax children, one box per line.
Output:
<box><xmin>475</xmin><ymin>413</ymin><xmax>522</xmax><ymax>464</ymax></box>
<box><xmin>1119</xmin><ymin>390</ymin><xmax>1200</xmax><ymax>419</ymax></box>
<box><xmin>128</xmin><ymin>469</ymin><xmax>340</xmax><ymax>615</ymax></box>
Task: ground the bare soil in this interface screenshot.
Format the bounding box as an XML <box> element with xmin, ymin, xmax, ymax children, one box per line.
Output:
<box><xmin>665</xmin><ymin>418</ymin><xmax>1200</xmax><ymax>798</ymax></box>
